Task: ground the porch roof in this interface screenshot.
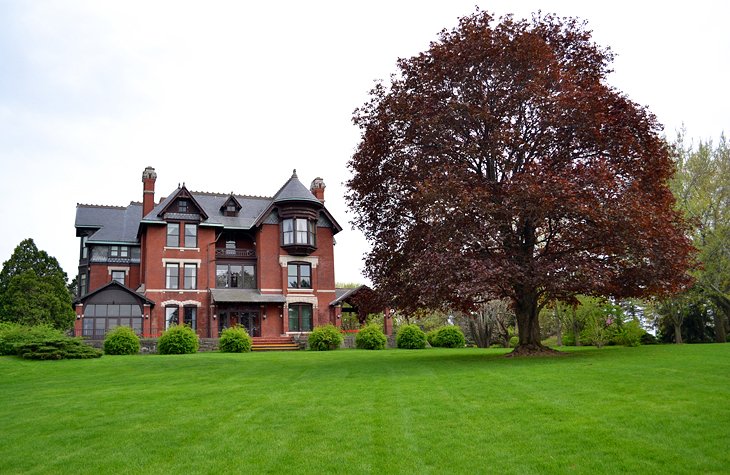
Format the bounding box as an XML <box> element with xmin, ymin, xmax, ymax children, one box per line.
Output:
<box><xmin>210</xmin><ymin>289</ymin><xmax>286</xmax><ymax>304</ymax></box>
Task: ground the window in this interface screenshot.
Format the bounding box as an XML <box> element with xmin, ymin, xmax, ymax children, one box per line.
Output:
<box><xmin>216</xmin><ymin>264</ymin><xmax>256</xmax><ymax>289</ymax></box>
<box><xmin>80</xmin><ymin>236</ymin><xmax>88</xmax><ymax>259</ymax></box>
<box><xmin>282</xmin><ymin>218</ymin><xmax>316</xmax><ymax>247</ymax></box>
<box><xmin>167</xmin><ymin>223</ymin><xmax>180</xmax><ymax>247</ymax></box>
<box><xmin>178</xmin><ymin>199</ymin><xmax>188</xmax><ymax>213</ymax></box>
<box><xmin>111</xmin><ymin>270</ymin><xmax>125</xmax><ymax>285</ymax></box>
<box><xmin>183</xmin><ymin>264</ymin><xmax>197</xmax><ymax>290</ymax></box>
<box><xmin>288</xmin><ymin>303</ymin><xmax>313</xmax><ymax>332</ymax></box>
<box><xmin>166</xmin><ymin>306</ymin><xmax>179</xmax><ymax>329</ymax></box>
<box><xmin>79</xmin><ymin>273</ymin><xmax>87</xmax><ymax>297</ymax></box>
<box><xmin>184</xmin><ymin>306</ymin><xmax>197</xmax><ymax>330</ymax></box>
<box><xmin>225</xmin><ymin>240</ymin><xmax>236</xmax><ymax>255</ymax></box>
<box><xmin>288</xmin><ymin>263</ymin><xmax>312</xmax><ymax>289</ymax></box>
<box><xmin>184</xmin><ymin>224</ymin><xmax>197</xmax><ymax>248</ymax></box>
<box><xmin>82</xmin><ymin>303</ymin><xmax>143</xmax><ymax>338</ymax></box>
<box><xmin>110</xmin><ymin>246</ymin><xmax>129</xmax><ymax>258</ymax></box>
<box><xmin>166</xmin><ymin>263</ymin><xmax>179</xmax><ymax>289</ymax></box>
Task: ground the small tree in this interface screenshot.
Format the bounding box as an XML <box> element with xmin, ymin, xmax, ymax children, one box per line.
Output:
<box><xmin>0</xmin><ymin>239</ymin><xmax>74</xmax><ymax>330</ymax></box>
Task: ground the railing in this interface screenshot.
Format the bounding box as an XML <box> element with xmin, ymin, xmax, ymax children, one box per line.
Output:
<box><xmin>215</xmin><ymin>248</ymin><xmax>256</xmax><ymax>259</ymax></box>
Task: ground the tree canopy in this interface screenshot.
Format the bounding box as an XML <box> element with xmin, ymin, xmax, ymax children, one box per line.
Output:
<box><xmin>0</xmin><ymin>238</ymin><xmax>74</xmax><ymax>330</ymax></box>
<box><xmin>346</xmin><ymin>11</ymin><xmax>694</xmax><ymax>354</ymax></box>
<box><xmin>667</xmin><ymin>133</ymin><xmax>730</xmax><ymax>342</ymax></box>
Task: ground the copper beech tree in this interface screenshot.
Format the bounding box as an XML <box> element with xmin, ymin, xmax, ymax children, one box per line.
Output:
<box><xmin>346</xmin><ymin>11</ymin><xmax>695</xmax><ymax>355</ymax></box>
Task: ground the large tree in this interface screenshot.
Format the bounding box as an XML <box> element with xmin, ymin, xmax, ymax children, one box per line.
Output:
<box><xmin>670</xmin><ymin>133</ymin><xmax>730</xmax><ymax>342</ymax></box>
<box><xmin>0</xmin><ymin>238</ymin><xmax>74</xmax><ymax>330</ymax></box>
<box><xmin>346</xmin><ymin>11</ymin><xmax>694</xmax><ymax>354</ymax></box>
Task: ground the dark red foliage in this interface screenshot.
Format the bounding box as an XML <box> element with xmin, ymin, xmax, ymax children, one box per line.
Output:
<box><xmin>346</xmin><ymin>11</ymin><xmax>695</xmax><ymax>351</ymax></box>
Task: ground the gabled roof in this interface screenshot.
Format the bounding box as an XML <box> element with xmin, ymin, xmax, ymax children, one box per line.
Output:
<box><xmin>76</xmin><ymin>172</ymin><xmax>342</xmax><ymax>241</ymax></box>
<box><xmin>76</xmin><ymin>202</ymin><xmax>142</xmax><ymax>244</ymax></box>
<box><xmin>157</xmin><ymin>185</ymin><xmax>209</xmax><ymax>220</ymax></box>
<box><xmin>74</xmin><ymin>280</ymin><xmax>155</xmax><ymax>305</ymax></box>
<box><xmin>330</xmin><ymin>285</ymin><xmax>370</xmax><ymax>306</ymax></box>
<box><xmin>220</xmin><ymin>193</ymin><xmax>243</xmax><ymax>212</ymax></box>
<box><xmin>272</xmin><ymin>170</ymin><xmax>324</xmax><ymax>205</ymax></box>
<box><xmin>141</xmin><ymin>192</ymin><xmax>272</xmax><ymax>229</ymax></box>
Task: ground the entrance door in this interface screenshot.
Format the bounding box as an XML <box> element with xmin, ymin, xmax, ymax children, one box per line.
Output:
<box><xmin>218</xmin><ymin>310</ymin><xmax>259</xmax><ymax>337</ymax></box>
<box><xmin>240</xmin><ymin>311</ymin><xmax>260</xmax><ymax>337</ymax></box>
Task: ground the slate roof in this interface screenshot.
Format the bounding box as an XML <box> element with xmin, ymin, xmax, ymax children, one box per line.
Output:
<box><xmin>141</xmin><ymin>191</ymin><xmax>273</xmax><ymax>229</ymax></box>
<box><xmin>272</xmin><ymin>169</ymin><xmax>323</xmax><ymax>205</ymax></box>
<box><xmin>76</xmin><ymin>171</ymin><xmax>341</xmax><ymax>243</ymax></box>
<box><xmin>75</xmin><ymin>203</ymin><xmax>143</xmax><ymax>244</ymax></box>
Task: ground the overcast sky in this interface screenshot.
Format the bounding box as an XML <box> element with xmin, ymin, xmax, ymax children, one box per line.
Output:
<box><xmin>0</xmin><ymin>0</ymin><xmax>728</xmax><ymax>285</ymax></box>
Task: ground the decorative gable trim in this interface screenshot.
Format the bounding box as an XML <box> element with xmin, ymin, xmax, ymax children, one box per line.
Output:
<box><xmin>157</xmin><ymin>185</ymin><xmax>209</xmax><ymax>220</ymax></box>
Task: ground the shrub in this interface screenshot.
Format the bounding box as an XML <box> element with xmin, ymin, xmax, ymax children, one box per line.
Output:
<box><xmin>0</xmin><ymin>323</ymin><xmax>65</xmax><ymax>356</ymax></box>
<box><xmin>608</xmin><ymin>319</ymin><xmax>646</xmax><ymax>347</ymax></box>
<box><xmin>509</xmin><ymin>336</ymin><xmax>519</xmax><ymax>348</ymax></box>
<box><xmin>355</xmin><ymin>324</ymin><xmax>387</xmax><ymax>350</ymax></box>
<box><xmin>16</xmin><ymin>336</ymin><xmax>102</xmax><ymax>360</ymax></box>
<box><xmin>158</xmin><ymin>325</ymin><xmax>199</xmax><ymax>354</ymax></box>
<box><xmin>641</xmin><ymin>332</ymin><xmax>658</xmax><ymax>345</ymax></box>
<box><xmin>103</xmin><ymin>326</ymin><xmax>141</xmax><ymax>355</ymax></box>
<box><xmin>219</xmin><ymin>326</ymin><xmax>252</xmax><ymax>353</ymax></box>
<box><xmin>308</xmin><ymin>324</ymin><xmax>343</xmax><ymax>351</ymax></box>
<box><xmin>396</xmin><ymin>324</ymin><xmax>426</xmax><ymax>349</ymax></box>
<box><xmin>432</xmin><ymin>326</ymin><xmax>466</xmax><ymax>348</ymax></box>
<box><xmin>426</xmin><ymin>329</ymin><xmax>438</xmax><ymax>347</ymax></box>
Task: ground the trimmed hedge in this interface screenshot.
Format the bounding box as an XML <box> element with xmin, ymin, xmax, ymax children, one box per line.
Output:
<box><xmin>396</xmin><ymin>324</ymin><xmax>427</xmax><ymax>349</ymax></box>
<box><xmin>308</xmin><ymin>324</ymin><xmax>344</xmax><ymax>351</ymax></box>
<box><xmin>16</xmin><ymin>337</ymin><xmax>102</xmax><ymax>360</ymax></box>
<box><xmin>355</xmin><ymin>324</ymin><xmax>387</xmax><ymax>350</ymax></box>
<box><xmin>431</xmin><ymin>326</ymin><xmax>466</xmax><ymax>348</ymax></box>
<box><xmin>103</xmin><ymin>326</ymin><xmax>141</xmax><ymax>355</ymax></box>
<box><xmin>219</xmin><ymin>326</ymin><xmax>252</xmax><ymax>353</ymax></box>
<box><xmin>0</xmin><ymin>323</ymin><xmax>65</xmax><ymax>356</ymax></box>
<box><xmin>158</xmin><ymin>325</ymin><xmax>199</xmax><ymax>354</ymax></box>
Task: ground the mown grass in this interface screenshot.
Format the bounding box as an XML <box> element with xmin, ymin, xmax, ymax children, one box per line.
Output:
<box><xmin>1</xmin><ymin>345</ymin><xmax>728</xmax><ymax>474</ymax></box>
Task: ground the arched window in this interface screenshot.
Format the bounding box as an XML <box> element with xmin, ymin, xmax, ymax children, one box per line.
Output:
<box><xmin>288</xmin><ymin>303</ymin><xmax>313</xmax><ymax>332</ymax></box>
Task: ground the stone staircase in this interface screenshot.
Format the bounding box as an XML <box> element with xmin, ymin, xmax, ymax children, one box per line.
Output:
<box><xmin>251</xmin><ymin>336</ymin><xmax>300</xmax><ymax>351</ymax></box>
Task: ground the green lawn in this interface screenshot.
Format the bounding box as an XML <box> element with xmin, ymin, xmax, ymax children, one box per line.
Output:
<box><xmin>1</xmin><ymin>345</ymin><xmax>728</xmax><ymax>474</ymax></box>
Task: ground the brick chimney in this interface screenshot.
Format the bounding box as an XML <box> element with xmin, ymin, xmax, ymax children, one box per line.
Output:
<box><xmin>142</xmin><ymin>166</ymin><xmax>157</xmax><ymax>216</ymax></box>
<box><xmin>310</xmin><ymin>177</ymin><xmax>325</xmax><ymax>203</ymax></box>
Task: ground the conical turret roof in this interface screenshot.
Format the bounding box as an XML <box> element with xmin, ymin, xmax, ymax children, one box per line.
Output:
<box><xmin>273</xmin><ymin>169</ymin><xmax>322</xmax><ymax>205</ymax></box>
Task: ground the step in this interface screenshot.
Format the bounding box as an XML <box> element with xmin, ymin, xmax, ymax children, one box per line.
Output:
<box><xmin>252</xmin><ymin>343</ymin><xmax>300</xmax><ymax>351</ymax></box>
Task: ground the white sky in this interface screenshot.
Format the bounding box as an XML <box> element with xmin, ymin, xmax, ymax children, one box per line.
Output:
<box><xmin>0</xmin><ymin>0</ymin><xmax>728</xmax><ymax>285</ymax></box>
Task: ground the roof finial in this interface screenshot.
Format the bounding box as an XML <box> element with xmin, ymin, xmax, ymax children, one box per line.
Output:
<box><xmin>178</xmin><ymin>182</ymin><xmax>181</xmax><ymax>188</ymax></box>
<box><xmin>292</xmin><ymin>169</ymin><xmax>298</xmax><ymax>178</ymax></box>
<box><xmin>182</xmin><ymin>182</ymin><xmax>186</xmax><ymax>188</ymax></box>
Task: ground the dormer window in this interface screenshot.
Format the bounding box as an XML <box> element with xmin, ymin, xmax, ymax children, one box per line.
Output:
<box><xmin>221</xmin><ymin>194</ymin><xmax>242</xmax><ymax>217</ymax></box>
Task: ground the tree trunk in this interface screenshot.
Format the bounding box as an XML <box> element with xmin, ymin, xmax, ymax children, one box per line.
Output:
<box><xmin>674</xmin><ymin>322</ymin><xmax>683</xmax><ymax>344</ymax></box>
<box><xmin>713</xmin><ymin>312</ymin><xmax>727</xmax><ymax>343</ymax></box>
<box><xmin>707</xmin><ymin>294</ymin><xmax>729</xmax><ymax>343</ymax></box>
<box><xmin>508</xmin><ymin>288</ymin><xmax>557</xmax><ymax>356</ymax></box>
<box><xmin>556</xmin><ymin>311</ymin><xmax>563</xmax><ymax>347</ymax></box>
